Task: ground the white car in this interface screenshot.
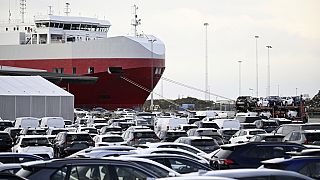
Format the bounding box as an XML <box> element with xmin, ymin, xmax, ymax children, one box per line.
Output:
<box><xmin>281</xmin><ymin>97</ymin><xmax>294</xmax><ymax>106</ymax></box>
<box><xmin>12</xmin><ymin>135</ymin><xmax>53</xmax><ymax>159</ymax></box>
<box><xmin>229</xmin><ymin>129</ymin><xmax>267</xmax><ymax>144</ymax></box>
<box><xmin>93</xmin><ymin>134</ymin><xmax>127</xmax><ymax>147</ymax></box>
<box><xmin>257</xmin><ymin>98</ymin><xmax>269</xmax><ymax>107</ymax></box>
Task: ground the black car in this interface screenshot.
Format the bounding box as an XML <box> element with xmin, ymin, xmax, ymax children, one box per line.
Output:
<box><xmin>266</xmin><ymin>96</ymin><xmax>282</xmax><ymax>106</ymax></box>
<box><xmin>0</xmin><ymin>120</ymin><xmax>13</xmax><ymax>131</ymax></box>
<box><xmin>210</xmin><ymin>142</ymin><xmax>306</xmax><ymax>169</ymax></box>
<box><xmin>53</xmin><ymin>132</ymin><xmax>94</xmax><ymax>157</ymax></box>
<box><xmin>236</xmin><ymin>96</ymin><xmax>255</xmax><ymax>108</ymax></box>
<box><xmin>16</xmin><ymin>158</ymin><xmax>177</xmax><ymax>180</ymax></box>
<box><xmin>0</xmin><ymin>132</ymin><xmax>13</xmax><ymax>151</ymax></box>
<box><xmin>124</xmin><ymin>154</ymin><xmax>212</xmax><ymax>174</ymax></box>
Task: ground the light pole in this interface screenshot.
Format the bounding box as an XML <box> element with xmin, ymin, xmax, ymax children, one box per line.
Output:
<box><xmin>255</xmin><ymin>35</ymin><xmax>259</xmax><ymax>97</ymax></box>
<box><xmin>266</xmin><ymin>45</ymin><xmax>272</xmax><ymax>96</ymax></box>
<box><xmin>149</xmin><ymin>39</ymin><xmax>156</xmax><ymax>111</ymax></box>
<box><xmin>204</xmin><ymin>22</ymin><xmax>209</xmax><ymax>101</ymax></box>
<box><xmin>238</xmin><ymin>60</ymin><xmax>242</xmax><ymax>96</ymax></box>
<box><xmin>249</xmin><ymin>88</ymin><xmax>254</xmax><ymax>97</ymax></box>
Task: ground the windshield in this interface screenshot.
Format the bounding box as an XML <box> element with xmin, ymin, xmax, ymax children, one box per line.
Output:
<box><xmin>26</xmin><ymin>129</ymin><xmax>46</xmax><ymax>135</ymax></box>
<box><xmin>134</xmin><ymin>132</ymin><xmax>157</xmax><ymax>138</ymax></box>
<box><xmin>302</xmin><ymin>125</ymin><xmax>320</xmax><ymax>130</ymax></box>
<box><xmin>305</xmin><ymin>133</ymin><xmax>320</xmax><ymax>143</ymax></box>
<box><xmin>167</xmin><ymin>132</ymin><xmax>187</xmax><ymax>137</ymax></box>
<box><xmin>249</xmin><ymin>131</ymin><xmax>266</xmax><ymax>135</ymax></box>
<box><xmin>102</xmin><ymin>137</ymin><xmax>124</xmax><ymax>142</ymax></box>
<box><xmin>222</xmin><ymin>130</ymin><xmax>238</xmax><ymax>135</ymax></box>
<box><xmin>191</xmin><ymin>139</ymin><xmax>216</xmax><ymax>146</ymax></box>
<box><xmin>21</xmin><ymin>138</ymin><xmax>50</xmax><ymax>146</ymax></box>
<box><xmin>81</xmin><ymin>129</ymin><xmax>98</xmax><ymax>134</ymax></box>
<box><xmin>67</xmin><ymin>134</ymin><xmax>91</xmax><ymax>141</ymax></box>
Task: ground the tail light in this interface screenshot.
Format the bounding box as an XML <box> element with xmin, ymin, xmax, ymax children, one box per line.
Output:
<box><xmin>219</xmin><ymin>159</ymin><xmax>234</xmax><ymax>165</ymax></box>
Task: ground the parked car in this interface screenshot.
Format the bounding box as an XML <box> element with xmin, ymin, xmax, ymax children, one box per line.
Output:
<box><xmin>133</xmin><ymin>148</ymin><xmax>209</xmax><ymax>165</ymax></box>
<box><xmin>157</xmin><ymin>130</ymin><xmax>187</xmax><ymax>142</ymax></box>
<box><xmin>257</xmin><ymin>97</ymin><xmax>269</xmax><ymax>107</ymax></box>
<box><xmin>187</xmin><ymin>128</ymin><xmax>224</xmax><ymax>145</ymax></box>
<box><xmin>261</xmin><ymin>156</ymin><xmax>320</xmax><ymax>179</ymax></box>
<box><xmin>249</xmin><ymin>133</ymin><xmax>285</xmax><ymax>142</ymax></box>
<box><xmin>93</xmin><ymin>134</ymin><xmax>127</xmax><ymax>147</ymax></box>
<box><xmin>68</xmin><ymin>146</ymin><xmax>137</xmax><ymax>158</ymax></box>
<box><xmin>40</xmin><ymin>117</ymin><xmax>65</xmax><ymax>129</ymax></box>
<box><xmin>46</xmin><ymin>128</ymin><xmax>68</xmax><ymax>135</ymax></box>
<box><xmin>0</xmin><ymin>120</ymin><xmax>13</xmax><ymax>131</ymax></box>
<box><xmin>19</xmin><ymin>128</ymin><xmax>46</xmax><ymax>135</ymax></box>
<box><xmin>236</xmin><ymin>96</ymin><xmax>255</xmax><ymax>108</ymax></box>
<box><xmin>137</xmin><ymin>142</ymin><xmax>207</xmax><ymax>157</ymax></box>
<box><xmin>266</xmin><ymin>96</ymin><xmax>282</xmax><ymax>106</ymax></box>
<box><xmin>217</xmin><ymin>128</ymin><xmax>239</xmax><ymax>143</ymax></box>
<box><xmin>53</xmin><ymin>132</ymin><xmax>94</xmax><ymax>158</ymax></box>
<box><xmin>100</xmin><ymin>125</ymin><xmax>122</xmax><ymax>135</ymax></box>
<box><xmin>174</xmin><ymin>136</ymin><xmax>220</xmax><ymax>153</ymax></box>
<box><xmin>273</xmin><ymin>123</ymin><xmax>320</xmax><ymax>136</ymax></box>
<box><xmin>16</xmin><ymin>157</ymin><xmax>180</xmax><ymax>180</ymax></box>
<box><xmin>282</xmin><ymin>96</ymin><xmax>294</xmax><ymax>106</ymax></box>
<box><xmin>76</xmin><ymin>127</ymin><xmax>99</xmax><ymax>137</ymax></box>
<box><xmin>254</xmin><ymin>119</ymin><xmax>278</xmax><ymax>133</ymax></box>
<box><xmin>4</xmin><ymin>127</ymin><xmax>22</xmax><ymax>142</ymax></box>
<box><xmin>210</xmin><ymin>142</ymin><xmax>306</xmax><ymax>169</ymax></box>
<box><xmin>229</xmin><ymin>129</ymin><xmax>267</xmax><ymax>144</ymax></box>
<box><xmin>14</xmin><ymin>117</ymin><xmax>39</xmax><ymax>128</ymax></box>
<box><xmin>0</xmin><ymin>131</ymin><xmax>13</xmax><ymax>151</ymax></box>
<box><xmin>122</xmin><ymin>129</ymin><xmax>160</xmax><ymax>146</ymax></box>
<box><xmin>124</xmin><ymin>154</ymin><xmax>213</xmax><ymax>174</ymax></box>
<box><xmin>12</xmin><ymin>135</ymin><xmax>53</xmax><ymax>159</ymax></box>
<box><xmin>283</xmin><ymin>130</ymin><xmax>320</xmax><ymax>145</ymax></box>
<box><xmin>203</xmin><ymin>168</ymin><xmax>313</xmax><ymax>180</ymax></box>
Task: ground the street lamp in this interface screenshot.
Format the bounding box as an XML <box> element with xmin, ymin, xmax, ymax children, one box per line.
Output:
<box><xmin>266</xmin><ymin>45</ymin><xmax>272</xmax><ymax>96</ymax></box>
<box><xmin>238</xmin><ymin>60</ymin><xmax>242</xmax><ymax>96</ymax></box>
<box><xmin>204</xmin><ymin>22</ymin><xmax>209</xmax><ymax>101</ymax></box>
<box><xmin>249</xmin><ymin>88</ymin><xmax>254</xmax><ymax>97</ymax></box>
<box><xmin>255</xmin><ymin>35</ymin><xmax>259</xmax><ymax>97</ymax></box>
<box><xmin>149</xmin><ymin>38</ymin><xmax>156</xmax><ymax>111</ymax></box>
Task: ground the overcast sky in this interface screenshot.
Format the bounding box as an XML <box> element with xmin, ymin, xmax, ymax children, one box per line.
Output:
<box><xmin>1</xmin><ymin>0</ymin><xmax>319</xmax><ymax>101</ymax></box>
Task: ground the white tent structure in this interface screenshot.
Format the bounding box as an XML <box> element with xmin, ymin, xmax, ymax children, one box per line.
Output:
<box><xmin>0</xmin><ymin>76</ymin><xmax>74</xmax><ymax>120</ymax></box>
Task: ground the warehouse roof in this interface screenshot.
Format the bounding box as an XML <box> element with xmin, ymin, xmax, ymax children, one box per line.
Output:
<box><xmin>0</xmin><ymin>76</ymin><xmax>73</xmax><ymax>96</ymax></box>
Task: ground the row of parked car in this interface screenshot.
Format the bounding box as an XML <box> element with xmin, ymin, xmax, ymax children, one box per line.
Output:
<box><xmin>236</xmin><ymin>95</ymin><xmax>304</xmax><ymax>108</ymax></box>
<box><xmin>0</xmin><ymin>108</ymin><xmax>319</xmax><ymax>180</ymax></box>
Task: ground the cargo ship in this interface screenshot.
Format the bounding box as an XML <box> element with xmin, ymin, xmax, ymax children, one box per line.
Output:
<box><xmin>0</xmin><ymin>4</ymin><xmax>165</xmax><ymax>110</ymax></box>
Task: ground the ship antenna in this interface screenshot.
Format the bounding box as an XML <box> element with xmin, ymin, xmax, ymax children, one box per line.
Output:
<box><xmin>48</xmin><ymin>5</ymin><xmax>53</xmax><ymax>15</ymax></box>
<box><xmin>20</xmin><ymin>0</ymin><xmax>26</xmax><ymax>23</ymax></box>
<box><xmin>8</xmin><ymin>0</ymin><xmax>11</xmax><ymax>23</ymax></box>
<box><xmin>131</xmin><ymin>4</ymin><xmax>141</xmax><ymax>37</ymax></box>
<box><xmin>64</xmin><ymin>2</ymin><xmax>71</xmax><ymax>16</ymax></box>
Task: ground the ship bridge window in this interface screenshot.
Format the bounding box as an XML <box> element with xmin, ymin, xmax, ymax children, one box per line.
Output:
<box><xmin>53</xmin><ymin>68</ymin><xmax>64</xmax><ymax>74</ymax></box>
<box><xmin>63</xmin><ymin>24</ymin><xmax>71</xmax><ymax>30</ymax></box>
<box><xmin>71</xmin><ymin>24</ymin><xmax>80</xmax><ymax>30</ymax></box>
<box><xmin>5</xmin><ymin>27</ymin><xmax>8</xmax><ymax>31</ymax></box>
<box><xmin>72</xmin><ymin>67</ymin><xmax>77</xmax><ymax>74</ymax></box>
<box><xmin>49</xmin><ymin>22</ymin><xmax>54</xmax><ymax>27</ymax></box>
<box><xmin>59</xmin><ymin>23</ymin><xmax>63</xmax><ymax>28</ymax></box>
<box><xmin>88</xmin><ymin>67</ymin><xmax>94</xmax><ymax>74</ymax></box>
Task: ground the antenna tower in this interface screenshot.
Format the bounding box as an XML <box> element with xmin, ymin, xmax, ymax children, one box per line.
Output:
<box><xmin>131</xmin><ymin>5</ymin><xmax>141</xmax><ymax>37</ymax></box>
<box><xmin>64</xmin><ymin>2</ymin><xmax>71</xmax><ymax>16</ymax></box>
<box><xmin>20</xmin><ymin>0</ymin><xmax>26</xmax><ymax>23</ymax></box>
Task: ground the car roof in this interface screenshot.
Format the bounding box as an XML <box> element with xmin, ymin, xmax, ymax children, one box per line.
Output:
<box><xmin>19</xmin><ymin>135</ymin><xmax>49</xmax><ymax>138</ymax></box>
<box><xmin>204</xmin><ymin>168</ymin><xmax>313</xmax><ymax>179</ymax></box>
<box><xmin>178</xmin><ymin>136</ymin><xmax>213</xmax><ymax>140</ymax></box>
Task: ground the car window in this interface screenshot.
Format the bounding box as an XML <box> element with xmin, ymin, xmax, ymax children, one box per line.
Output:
<box><xmin>102</xmin><ymin>137</ymin><xmax>124</xmax><ymax>142</ymax></box>
<box><xmin>289</xmin><ymin>132</ymin><xmax>301</xmax><ymax>141</ymax></box>
<box><xmin>51</xmin><ymin>166</ymin><xmax>68</xmax><ymax>180</ymax></box>
<box><xmin>114</xmin><ymin>165</ymin><xmax>149</xmax><ymax>180</ymax></box>
<box><xmin>305</xmin><ymin>133</ymin><xmax>320</xmax><ymax>143</ymax></box>
<box><xmin>299</xmin><ymin>161</ymin><xmax>320</xmax><ymax>179</ymax></box>
<box><xmin>168</xmin><ymin>158</ymin><xmax>209</xmax><ymax>174</ymax></box>
<box><xmin>246</xmin><ymin>146</ymin><xmax>285</xmax><ymax>159</ymax></box>
<box><xmin>65</xmin><ymin>165</ymin><xmax>109</xmax><ymax>180</ymax></box>
<box><xmin>135</xmin><ymin>161</ymin><xmax>169</xmax><ymax>177</ymax></box>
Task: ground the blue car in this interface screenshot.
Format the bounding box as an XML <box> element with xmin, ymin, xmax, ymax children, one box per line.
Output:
<box><xmin>261</xmin><ymin>156</ymin><xmax>320</xmax><ymax>179</ymax></box>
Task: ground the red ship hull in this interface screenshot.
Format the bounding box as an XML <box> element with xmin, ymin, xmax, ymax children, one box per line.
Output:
<box><xmin>0</xmin><ymin>58</ymin><xmax>165</xmax><ymax>110</ymax></box>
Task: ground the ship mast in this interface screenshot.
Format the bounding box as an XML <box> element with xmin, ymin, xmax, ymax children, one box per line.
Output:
<box><xmin>131</xmin><ymin>4</ymin><xmax>141</xmax><ymax>37</ymax></box>
<box><xmin>64</xmin><ymin>2</ymin><xmax>71</xmax><ymax>16</ymax></box>
<box><xmin>20</xmin><ymin>0</ymin><xmax>26</xmax><ymax>23</ymax></box>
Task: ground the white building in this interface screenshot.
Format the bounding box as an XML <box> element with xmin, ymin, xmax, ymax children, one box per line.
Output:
<box><xmin>0</xmin><ymin>76</ymin><xmax>74</xmax><ymax>120</ymax></box>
